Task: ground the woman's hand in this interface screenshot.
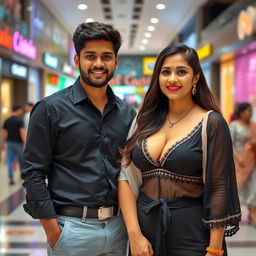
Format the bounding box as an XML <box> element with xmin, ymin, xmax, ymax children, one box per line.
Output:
<box><xmin>129</xmin><ymin>232</ymin><xmax>153</xmax><ymax>256</ymax></box>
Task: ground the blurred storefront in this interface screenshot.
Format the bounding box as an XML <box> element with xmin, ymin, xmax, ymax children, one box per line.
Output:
<box><xmin>110</xmin><ymin>56</ymin><xmax>156</xmax><ymax>106</ymax></box>
<box><xmin>0</xmin><ymin>0</ymin><xmax>77</xmax><ymax>153</ymax></box>
<box><xmin>195</xmin><ymin>0</ymin><xmax>256</xmax><ymax>121</ymax></box>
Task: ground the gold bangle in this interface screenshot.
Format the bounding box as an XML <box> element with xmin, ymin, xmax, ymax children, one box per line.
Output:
<box><xmin>206</xmin><ymin>246</ymin><xmax>224</xmax><ymax>255</ymax></box>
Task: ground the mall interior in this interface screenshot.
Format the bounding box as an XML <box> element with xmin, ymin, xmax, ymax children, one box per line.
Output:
<box><xmin>0</xmin><ymin>0</ymin><xmax>256</xmax><ymax>255</ymax></box>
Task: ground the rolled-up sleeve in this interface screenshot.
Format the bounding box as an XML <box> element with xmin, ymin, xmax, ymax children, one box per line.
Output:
<box><xmin>202</xmin><ymin>113</ymin><xmax>241</xmax><ymax>236</ymax></box>
<box><xmin>21</xmin><ymin>100</ymin><xmax>57</xmax><ymax>219</ymax></box>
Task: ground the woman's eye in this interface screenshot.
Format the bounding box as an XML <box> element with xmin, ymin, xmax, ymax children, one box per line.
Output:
<box><xmin>177</xmin><ymin>70</ymin><xmax>187</xmax><ymax>75</ymax></box>
<box><xmin>161</xmin><ymin>70</ymin><xmax>170</xmax><ymax>75</ymax></box>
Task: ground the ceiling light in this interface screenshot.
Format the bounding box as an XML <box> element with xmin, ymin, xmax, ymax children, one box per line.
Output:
<box><xmin>147</xmin><ymin>26</ymin><xmax>155</xmax><ymax>31</ymax></box>
<box><xmin>141</xmin><ymin>39</ymin><xmax>148</xmax><ymax>44</ymax></box>
<box><xmin>150</xmin><ymin>18</ymin><xmax>159</xmax><ymax>24</ymax></box>
<box><xmin>145</xmin><ymin>32</ymin><xmax>151</xmax><ymax>38</ymax></box>
<box><xmin>85</xmin><ymin>18</ymin><xmax>94</xmax><ymax>22</ymax></box>
<box><xmin>139</xmin><ymin>45</ymin><xmax>145</xmax><ymax>51</ymax></box>
<box><xmin>78</xmin><ymin>4</ymin><xmax>88</xmax><ymax>10</ymax></box>
<box><xmin>156</xmin><ymin>4</ymin><xmax>166</xmax><ymax>10</ymax></box>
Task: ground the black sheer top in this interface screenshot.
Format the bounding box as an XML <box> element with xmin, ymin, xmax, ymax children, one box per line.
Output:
<box><xmin>131</xmin><ymin>112</ymin><xmax>241</xmax><ymax>236</ymax></box>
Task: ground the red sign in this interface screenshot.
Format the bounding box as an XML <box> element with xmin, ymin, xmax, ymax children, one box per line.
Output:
<box><xmin>0</xmin><ymin>27</ymin><xmax>13</xmax><ymax>50</ymax></box>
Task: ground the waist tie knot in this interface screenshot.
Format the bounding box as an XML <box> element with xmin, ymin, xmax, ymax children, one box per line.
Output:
<box><xmin>139</xmin><ymin>193</ymin><xmax>203</xmax><ymax>256</ymax></box>
<box><xmin>142</xmin><ymin>198</ymin><xmax>171</xmax><ymax>256</ymax></box>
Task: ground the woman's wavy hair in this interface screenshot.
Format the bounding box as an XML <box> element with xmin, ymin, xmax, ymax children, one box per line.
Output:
<box><xmin>122</xmin><ymin>43</ymin><xmax>221</xmax><ymax>165</ymax></box>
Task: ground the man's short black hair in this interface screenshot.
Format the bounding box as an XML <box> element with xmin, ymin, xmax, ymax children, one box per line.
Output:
<box><xmin>12</xmin><ymin>104</ymin><xmax>22</xmax><ymax>112</ymax></box>
<box><xmin>73</xmin><ymin>22</ymin><xmax>122</xmax><ymax>56</ymax></box>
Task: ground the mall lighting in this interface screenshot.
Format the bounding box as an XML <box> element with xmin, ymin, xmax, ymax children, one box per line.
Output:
<box><xmin>147</xmin><ymin>26</ymin><xmax>155</xmax><ymax>31</ymax></box>
<box><xmin>145</xmin><ymin>32</ymin><xmax>152</xmax><ymax>38</ymax></box>
<box><xmin>78</xmin><ymin>4</ymin><xmax>88</xmax><ymax>10</ymax></box>
<box><xmin>141</xmin><ymin>39</ymin><xmax>148</xmax><ymax>44</ymax></box>
<box><xmin>150</xmin><ymin>18</ymin><xmax>159</xmax><ymax>24</ymax></box>
<box><xmin>156</xmin><ymin>4</ymin><xmax>166</xmax><ymax>10</ymax></box>
<box><xmin>85</xmin><ymin>18</ymin><xmax>94</xmax><ymax>22</ymax></box>
<box><xmin>139</xmin><ymin>45</ymin><xmax>146</xmax><ymax>50</ymax></box>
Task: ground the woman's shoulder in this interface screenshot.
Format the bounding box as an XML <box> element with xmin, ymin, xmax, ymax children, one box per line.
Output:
<box><xmin>206</xmin><ymin>110</ymin><xmax>229</xmax><ymax>130</ymax></box>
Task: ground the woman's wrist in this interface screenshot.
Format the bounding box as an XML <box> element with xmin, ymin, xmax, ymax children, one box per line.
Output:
<box><xmin>206</xmin><ymin>246</ymin><xmax>224</xmax><ymax>255</ymax></box>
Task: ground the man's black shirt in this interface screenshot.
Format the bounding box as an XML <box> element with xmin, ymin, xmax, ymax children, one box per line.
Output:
<box><xmin>22</xmin><ymin>78</ymin><xmax>135</xmax><ymax>218</ymax></box>
<box><xmin>3</xmin><ymin>116</ymin><xmax>24</xmax><ymax>143</ymax></box>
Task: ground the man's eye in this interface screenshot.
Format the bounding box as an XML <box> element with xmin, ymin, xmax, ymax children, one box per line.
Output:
<box><xmin>86</xmin><ymin>55</ymin><xmax>95</xmax><ymax>60</ymax></box>
<box><xmin>103</xmin><ymin>55</ymin><xmax>112</xmax><ymax>61</ymax></box>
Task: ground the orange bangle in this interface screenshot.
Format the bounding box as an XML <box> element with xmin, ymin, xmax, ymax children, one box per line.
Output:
<box><xmin>206</xmin><ymin>246</ymin><xmax>224</xmax><ymax>255</ymax></box>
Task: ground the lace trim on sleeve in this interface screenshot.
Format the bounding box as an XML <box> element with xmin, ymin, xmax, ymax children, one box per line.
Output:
<box><xmin>202</xmin><ymin>213</ymin><xmax>241</xmax><ymax>237</ymax></box>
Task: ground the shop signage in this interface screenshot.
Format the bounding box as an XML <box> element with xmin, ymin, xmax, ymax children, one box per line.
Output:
<box><xmin>197</xmin><ymin>44</ymin><xmax>212</xmax><ymax>60</ymax></box>
<box><xmin>237</xmin><ymin>5</ymin><xmax>256</xmax><ymax>40</ymax></box>
<box><xmin>62</xmin><ymin>62</ymin><xmax>77</xmax><ymax>77</ymax></box>
<box><xmin>0</xmin><ymin>27</ymin><xmax>37</xmax><ymax>59</ymax></box>
<box><xmin>11</xmin><ymin>63</ymin><xmax>28</xmax><ymax>78</ymax></box>
<box><xmin>110</xmin><ymin>74</ymin><xmax>151</xmax><ymax>86</ymax></box>
<box><xmin>43</xmin><ymin>52</ymin><xmax>59</xmax><ymax>70</ymax></box>
<box><xmin>143</xmin><ymin>57</ymin><xmax>157</xmax><ymax>75</ymax></box>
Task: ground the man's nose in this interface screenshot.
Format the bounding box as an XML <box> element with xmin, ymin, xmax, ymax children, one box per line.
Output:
<box><xmin>93</xmin><ymin>57</ymin><xmax>104</xmax><ymax>67</ymax></box>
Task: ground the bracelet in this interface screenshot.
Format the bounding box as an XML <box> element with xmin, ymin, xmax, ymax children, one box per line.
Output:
<box><xmin>206</xmin><ymin>246</ymin><xmax>224</xmax><ymax>255</ymax></box>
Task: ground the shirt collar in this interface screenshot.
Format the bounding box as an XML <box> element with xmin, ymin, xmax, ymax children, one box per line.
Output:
<box><xmin>72</xmin><ymin>77</ymin><xmax>116</xmax><ymax>105</ymax></box>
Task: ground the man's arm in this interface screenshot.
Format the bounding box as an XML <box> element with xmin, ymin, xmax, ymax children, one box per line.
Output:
<box><xmin>2</xmin><ymin>128</ymin><xmax>7</xmax><ymax>150</ymax></box>
<box><xmin>19</xmin><ymin>127</ymin><xmax>26</xmax><ymax>144</ymax></box>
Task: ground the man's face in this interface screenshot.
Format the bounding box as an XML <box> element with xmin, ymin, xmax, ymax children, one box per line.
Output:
<box><xmin>74</xmin><ymin>40</ymin><xmax>119</xmax><ymax>88</ymax></box>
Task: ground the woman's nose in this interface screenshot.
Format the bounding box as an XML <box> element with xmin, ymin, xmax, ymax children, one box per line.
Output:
<box><xmin>167</xmin><ymin>73</ymin><xmax>177</xmax><ymax>83</ymax></box>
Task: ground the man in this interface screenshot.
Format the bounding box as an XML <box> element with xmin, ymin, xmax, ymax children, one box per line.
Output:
<box><xmin>2</xmin><ymin>104</ymin><xmax>26</xmax><ymax>185</ymax></box>
<box><xmin>21</xmin><ymin>22</ymin><xmax>135</xmax><ymax>256</ymax></box>
<box><xmin>23</xmin><ymin>102</ymin><xmax>34</xmax><ymax>131</ymax></box>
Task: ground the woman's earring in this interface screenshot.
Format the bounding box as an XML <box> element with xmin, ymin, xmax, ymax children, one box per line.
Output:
<box><xmin>192</xmin><ymin>84</ymin><xmax>197</xmax><ymax>95</ymax></box>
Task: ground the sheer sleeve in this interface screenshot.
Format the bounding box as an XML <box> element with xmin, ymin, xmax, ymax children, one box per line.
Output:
<box><xmin>202</xmin><ymin>112</ymin><xmax>241</xmax><ymax>236</ymax></box>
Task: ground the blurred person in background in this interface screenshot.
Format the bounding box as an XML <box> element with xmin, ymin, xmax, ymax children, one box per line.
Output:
<box><xmin>229</xmin><ymin>102</ymin><xmax>256</xmax><ymax>226</ymax></box>
<box><xmin>118</xmin><ymin>43</ymin><xmax>241</xmax><ymax>256</ymax></box>
<box><xmin>2</xmin><ymin>104</ymin><xmax>26</xmax><ymax>185</ymax></box>
<box><xmin>229</xmin><ymin>102</ymin><xmax>239</xmax><ymax>123</ymax></box>
<box><xmin>21</xmin><ymin>22</ymin><xmax>135</xmax><ymax>256</ymax></box>
<box><xmin>23</xmin><ymin>102</ymin><xmax>34</xmax><ymax>131</ymax></box>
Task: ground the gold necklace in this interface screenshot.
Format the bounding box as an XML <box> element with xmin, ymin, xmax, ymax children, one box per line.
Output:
<box><xmin>168</xmin><ymin>105</ymin><xmax>195</xmax><ymax>128</ymax></box>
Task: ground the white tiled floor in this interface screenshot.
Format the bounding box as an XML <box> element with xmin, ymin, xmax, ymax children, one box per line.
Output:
<box><xmin>0</xmin><ymin>161</ymin><xmax>256</xmax><ymax>256</ymax></box>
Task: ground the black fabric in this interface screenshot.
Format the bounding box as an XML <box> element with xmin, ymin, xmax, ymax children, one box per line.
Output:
<box><xmin>137</xmin><ymin>193</ymin><xmax>227</xmax><ymax>256</ymax></box>
<box><xmin>22</xmin><ymin>77</ymin><xmax>135</xmax><ymax>219</ymax></box>
<box><xmin>3</xmin><ymin>116</ymin><xmax>24</xmax><ymax>143</ymax></box>
<box><xmin>131</xmin><ymin>112</ymin><xmax>241</xmax><ymax>236</ymax></box>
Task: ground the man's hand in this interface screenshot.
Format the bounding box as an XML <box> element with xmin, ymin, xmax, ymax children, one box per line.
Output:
<box><xmin>47</xmin><ymin>227</ymin><xmax>62</xmax><ymax>248</ymax></box>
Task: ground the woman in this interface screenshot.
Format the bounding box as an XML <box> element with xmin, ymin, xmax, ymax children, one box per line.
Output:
<box><xmin>229</xmin><ymin>102</ymin><xmax>256</xmax><ymax>226</ymax></box>
<box><xmin>118</xmin><ymin>43</ymin><xmax>241</xmax><ymax>256</ymax></box>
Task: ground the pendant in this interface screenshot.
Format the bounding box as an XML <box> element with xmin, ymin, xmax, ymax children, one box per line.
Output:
<box><xmin>169</xmin><ymin>123</ymin><xmax>174</xmax><ymax>128</ymax></box>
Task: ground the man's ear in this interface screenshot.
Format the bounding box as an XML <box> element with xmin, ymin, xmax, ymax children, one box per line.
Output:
<box><xmin>74</xmin><ymin>54</ymin><xmax>79</xmax><ymax>69</ymax></box>
<box><xmin>115</xmin><ymin>56</ymin><xmax>119</xmax><ymax>69</ymax></box>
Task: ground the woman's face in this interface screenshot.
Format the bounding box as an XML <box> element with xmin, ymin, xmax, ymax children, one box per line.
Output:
<box><xmin>241</xmin><ymin>106</ymin><xmax>252</xmax><ymax>121</ymax></box>
<box><xmin>159</xmin><ymin>53</ymin><xmax>199</xmax><ymax>103</ymax></box>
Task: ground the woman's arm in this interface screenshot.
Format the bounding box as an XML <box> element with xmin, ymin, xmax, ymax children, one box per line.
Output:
<box><xmin>206</xmin><ymin>227</ymin><xmax>225</xmax><ymax>256</ymax></box>
<box><xmin>118</xmin><ymin>180</ymin><xmax>153</xmax><ymax>256</ymax></box>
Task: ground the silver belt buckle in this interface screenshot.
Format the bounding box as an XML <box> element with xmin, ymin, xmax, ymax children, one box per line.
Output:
<box><xmin>98</xmin><ymin>206</ymin><xmax>113</xmax><ymax>220</ymax></box>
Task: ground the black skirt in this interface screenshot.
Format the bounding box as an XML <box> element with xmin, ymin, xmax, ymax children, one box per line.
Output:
<box><xmin>136</xmin><ymin>193</ymin><xmax>227</xmax><ymax>256</ymax></box>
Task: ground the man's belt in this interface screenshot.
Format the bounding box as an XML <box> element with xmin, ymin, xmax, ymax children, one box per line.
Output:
<box><xmin>55</xmin><ymin>205</ymin><xmax>119</xmax><ymax>220</ymax></box>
